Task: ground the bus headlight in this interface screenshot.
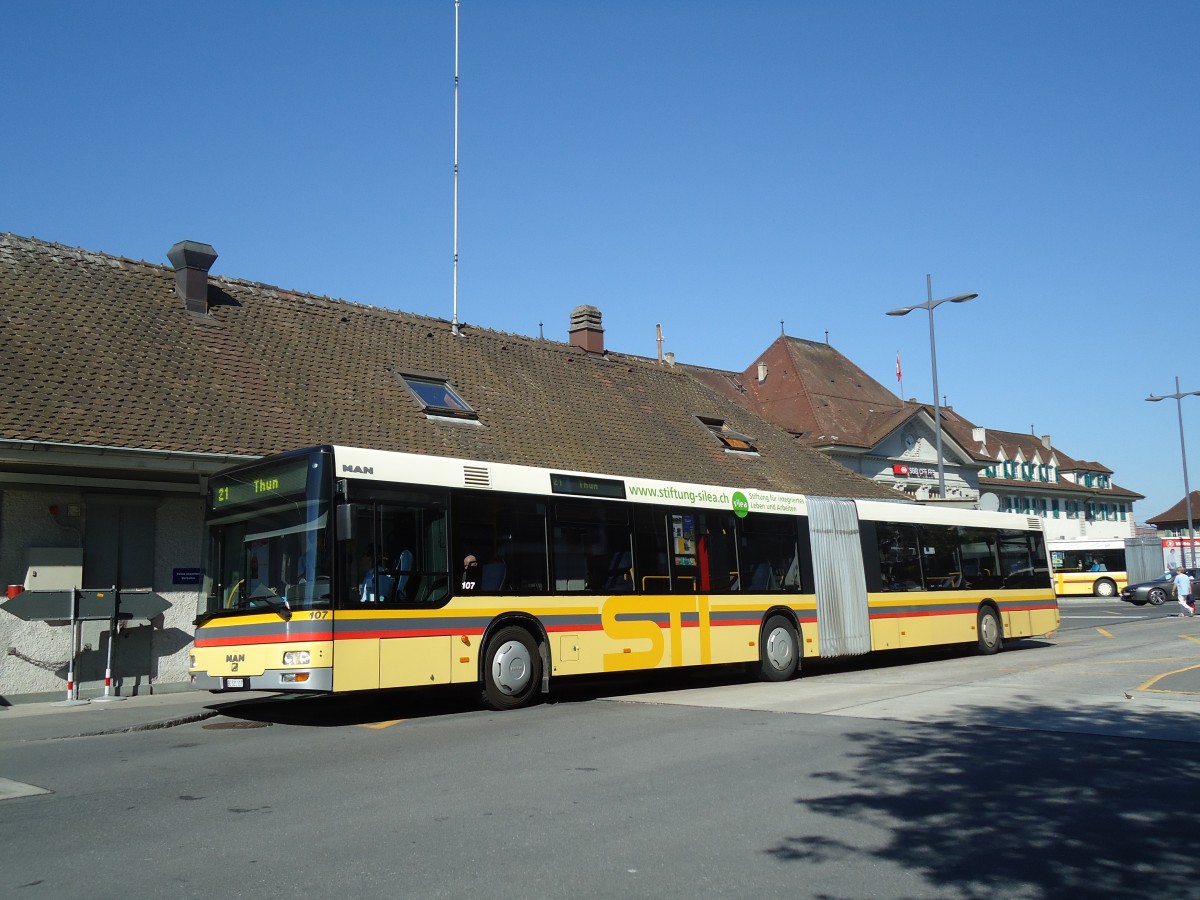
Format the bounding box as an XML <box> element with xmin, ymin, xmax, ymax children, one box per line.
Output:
<box><xmin>283</xmin><ymin>650</ymin><xmax>311</xmax><ymax>666</ymax></box>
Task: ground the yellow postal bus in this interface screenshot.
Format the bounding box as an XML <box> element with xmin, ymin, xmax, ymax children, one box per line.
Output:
<box><xmin>191</xmin><ymin>445</ymin><xmax>1059</xmax><ymax>709</ymax></box>
<box><xmin>1047</xmin><ymin>539</ymin><xmax>1128</xmax><ymax>597</ymax></box>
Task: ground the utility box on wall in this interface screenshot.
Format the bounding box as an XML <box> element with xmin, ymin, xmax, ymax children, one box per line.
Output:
<box><xmin>23</xmin><ymin>547</ymin><xmax>83</xmax><ymax>591</ymax></box>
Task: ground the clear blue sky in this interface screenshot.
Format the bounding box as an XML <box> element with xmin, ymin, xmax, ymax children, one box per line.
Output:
<box><xmin>4</xmin><ymin>1</ymin><xmax>1198</xmax><ymax>523</ymax></box>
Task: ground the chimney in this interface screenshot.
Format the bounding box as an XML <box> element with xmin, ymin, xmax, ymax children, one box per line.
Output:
<box><xmin>1041</xmin><ymin>434</ymin><xmax>1052</xmax><ymax>449</ymax></box>
<box><xmin>568</xmin><ymin>304</ymin><xmax>604</xmax><ymax>354</ymax></box>
<box><xmin>167</xmin><ymin>240</ymin><xmax>218</xmax><ymax>315</ymax></box>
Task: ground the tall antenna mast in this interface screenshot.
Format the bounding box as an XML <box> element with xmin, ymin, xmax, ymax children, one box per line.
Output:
<box><xmin>451</xmin><ymin>0</ymin><xmax>462</xmax><ymax>336</ymax></box>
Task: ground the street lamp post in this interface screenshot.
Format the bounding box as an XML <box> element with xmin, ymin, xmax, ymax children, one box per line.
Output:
<box><xmin>887</xmin><ymin>275</ymin><xmax>978</xmax><ymax>499</ymax></box>
<box><xmin>1147</xmin><ymin>376</ymin><xmax>1200</xmax><ymax>567</ymax></box>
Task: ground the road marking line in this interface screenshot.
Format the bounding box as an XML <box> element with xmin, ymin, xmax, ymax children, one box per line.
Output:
<box><xmin>1137</xmin><ymin>662</ymin><xmax>1200</xmax><ymax>693</ymax></box>
<box><xmin>1096</xmin><ymin>628</ymin><xmax>1114</xmax><ymax>638</ymax></box>
<box><xmin>0</xmin><ymin>777</ymin><xmax>52</xmax><ymax>801</ymax></box>
<box><xmin>1182</xmin><ymin>635</ymin><xmax>1200</xmax><ymax>646</ymax></box>
<box><xmin>359</xmin><ymin>720</ymin><xmax>405</xmax><ymax>729</ymax></box>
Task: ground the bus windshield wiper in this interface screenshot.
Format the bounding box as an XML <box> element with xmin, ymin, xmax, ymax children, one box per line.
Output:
<box><xmin>247</xmin><ymin>585</ymin><xmax>292</xmax><ymax>621</ymax></box>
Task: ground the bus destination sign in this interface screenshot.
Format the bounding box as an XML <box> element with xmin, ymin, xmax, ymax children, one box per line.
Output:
<box><xmin>212</xmin><ymin>459</ymin><xmax>310</xmax><ymax>510</ymax></box>
<box><xmin>550</xmin><ymin>473</ymin><xmax>626</xmax><ymax>500</ymax></box>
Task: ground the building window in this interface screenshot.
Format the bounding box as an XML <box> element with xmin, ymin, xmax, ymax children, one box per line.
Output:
<box><xmin>695</xmin><ymin>416</ymin><xmax>759</xmax><ymax>455</ymax></box>
<box><xmin>395</xmin><ymin>371</ymin><xmax>478</xmax><ymax>420</ymax></box>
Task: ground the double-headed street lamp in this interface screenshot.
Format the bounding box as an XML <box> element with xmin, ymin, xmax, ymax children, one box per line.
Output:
<box><xmin>887</xmin><ymin>275</ymin><xmax>978</xmax><ymax>499</ymax></box>
<box><xmin>1146</xmin><ymin>376</ymin><xmax>1200</xmax><ymax>567</ymax></box>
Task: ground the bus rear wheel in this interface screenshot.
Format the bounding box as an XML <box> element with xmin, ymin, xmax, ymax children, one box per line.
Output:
<box><xmin>759</xmin><ymin>615</ymin><xmax>799</xmax><ymax>681</ymax></box>
<box><xmin>482</xmin><ymin>626</ymin><xmax>541</xmax><ymax>711</ymax></box>
<box><xmin>977</xmin><ymin>606</ymin><xmax>1003</xmax><ymax>655</ymax></box>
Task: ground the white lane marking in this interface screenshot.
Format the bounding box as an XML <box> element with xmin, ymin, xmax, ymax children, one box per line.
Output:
<box><xmin>0</xmin><ymin>777</ymin><xmax>52</xmax><ymax>801</ymax></box>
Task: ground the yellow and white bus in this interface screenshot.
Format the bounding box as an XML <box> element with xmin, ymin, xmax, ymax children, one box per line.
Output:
<box><xmin>1047</xmin><ymin>539</ymin><xmax>1128</xmax><ymax>597</ymax></box>
<box><xmin>191</xmin><ymin>445</ymin><xmax>1059</xmax><ymax>709</ymax></box>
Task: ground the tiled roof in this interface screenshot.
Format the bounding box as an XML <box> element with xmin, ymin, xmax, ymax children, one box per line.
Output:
<box><xmin>0</xmin><ymin>233</ymin><xmax>893</xmax><ymax>499</ymax></box>
<box><xmin>687</xmin><ymin>336</ymin><xmax>914</xmax><ymax>449</ymax></box>
<box><xmin>942</xmin><ymin>409</ymin><xmax>1141</xmax><ymax>500</ymax></box>
<box><xmin>1146</xmin><ymin>492</ymin><xmax>1200</xmax><ymax>526</ymax></box>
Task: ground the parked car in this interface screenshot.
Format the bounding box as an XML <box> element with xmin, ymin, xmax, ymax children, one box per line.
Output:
<box><xmin>1119</xmin><ymin>569</ymin><xmax>1199</xmax><ymax>606</ymax></box>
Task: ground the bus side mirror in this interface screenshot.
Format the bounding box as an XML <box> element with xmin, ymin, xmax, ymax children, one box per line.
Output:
<box><xmin>336</xmin><ymin>503</ymin><xmax>356</xmax><ymax>542</ymax></box>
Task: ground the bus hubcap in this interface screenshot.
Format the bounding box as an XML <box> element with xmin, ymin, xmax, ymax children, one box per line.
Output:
<box><xmin>492</xmin><ymin>640</ymin><xmax>531</xmax><ymax>695</ymax></box>
<box><xmin>766</xmin><ymin>627</ymin><xmax>793</xmax><ymax>670</ymax></box>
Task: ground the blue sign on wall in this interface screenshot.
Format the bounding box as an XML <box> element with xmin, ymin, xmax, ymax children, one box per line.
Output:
<box><xmin>172</xmin><ymin>568</ymin><xmax>202</xmax><ymax>586</ymax></box>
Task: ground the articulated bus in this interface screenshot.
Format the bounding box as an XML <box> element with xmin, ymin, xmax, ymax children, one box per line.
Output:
<box><xmin>190</xmin><ymin>445</ymin><xmax>1059</xmax><ymax>709</ymax></box>
<box><xmin>1047</xmin><ymin>539</ymin><xmax>1128</xmax><ymax>598</ymax></box>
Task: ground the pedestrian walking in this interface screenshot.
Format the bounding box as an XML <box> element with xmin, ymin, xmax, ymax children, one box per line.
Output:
<box><xmin>1172</xmin><ymin>568</ymin><xmax>1194</xmax><ymax>617</ymax></box>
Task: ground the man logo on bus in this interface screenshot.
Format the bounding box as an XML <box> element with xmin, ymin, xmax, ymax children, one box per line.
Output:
<box><xmin>731</xmin><ymin>491</ymin><xmax>749</xmax><ymax>518</ymax></box>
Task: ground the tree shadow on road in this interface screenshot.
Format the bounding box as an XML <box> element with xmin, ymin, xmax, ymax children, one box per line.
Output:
<box><xmin>764</xmin><ymin>700</ymin><xmax>1200</xmax><ymax>899</ymax></box>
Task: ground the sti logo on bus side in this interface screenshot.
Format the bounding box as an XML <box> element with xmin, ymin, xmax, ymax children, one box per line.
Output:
<box><xmin>342</xmin><ymin>465</ymin><xmax>374</xmax><ymax>475</ymax></box>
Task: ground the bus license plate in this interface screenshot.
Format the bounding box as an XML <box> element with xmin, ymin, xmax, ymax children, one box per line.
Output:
<box><xmin>225</xmin><ymin>677</ymin><xmax>246</xmax><ymax>689</ymax></box>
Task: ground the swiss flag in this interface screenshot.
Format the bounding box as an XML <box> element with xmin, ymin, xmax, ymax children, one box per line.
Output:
<box><xmin>895</xmin><ymin>352</ymin><xmax>902</xmax><ymax>382</ymax></box>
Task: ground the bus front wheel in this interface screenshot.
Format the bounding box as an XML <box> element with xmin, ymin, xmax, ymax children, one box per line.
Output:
<box><xmin>1094</xmin><ymin>578</ymin><xmax>1117</xmax><ymax>598</ymax></box>
<box><xmin>482</xmin><ymin>626</ymin><xmax>542</xmax><ymax>711</ymax></box>
<box><xmin>977</xmin><ymin>606</ymin><xmax>1003</xmax><ymax>655</ymax></box>
<box><xmin>759</xmin><ymin>615</ymin><xmax>799</xmax><ymax>681</ymax></box>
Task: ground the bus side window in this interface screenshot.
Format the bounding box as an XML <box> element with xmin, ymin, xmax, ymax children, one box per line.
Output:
<box><xmin>917</xmin><ymin>524</ymin><xmax>962</xmax><ymax>590</ymax></box>
<box><xmin>453</xmin><ymin>492</ymin><xmax>548</xmax><ymax>595</ymax></box>
<box><xmin>344</xmin><ymin>491</ymin><xmax>452</xmax><ymax>607</ymax></box>
<box><xmin>735</xmin><ymin>513</ymin><xmax>799</xmax><ymax>592</ymax></box>
<box><xmin>551</xmin><ymin>499</ymin><xmax>631</xmax><ymax>593</ymax></box>
<box><xmin>875</xmin><ymin>521</ymin><xmax>921</xmax><ymax>592</ymax></box>
<box><xmin>633</xmin><ymin>507</ymin><xmax>671</xmax><ymax>593</ymax></box>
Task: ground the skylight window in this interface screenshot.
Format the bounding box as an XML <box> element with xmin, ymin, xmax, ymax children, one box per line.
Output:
<box><xmin>696</xmin><ymin>416</ymin><xmax>759</xmax><ymax>455</ymax></box>
<box><xmin>396</xmin><ymin>372</ymin><xmax>477</xmax><ymax>420</ymax></box>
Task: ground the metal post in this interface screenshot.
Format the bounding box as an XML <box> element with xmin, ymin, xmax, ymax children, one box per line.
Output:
<box><xmin>925</xmin><ymin>275</ymin><xmax>946</xmax><ymax>498</ymax></box>
<box><xmin>94</xmin><ymin>585</ymin><xmax>126</xmax><ymax>702</ymax></box>
<box><xmin>53</xmin><ymin>587</ymin><xmax>89</xmax><ymax>706</ymax></box>
<box><xmin>450</xmin><ymin>0</ymin><xmax>461</xmax><ymax>336</ymax></box>
<box><xmin>1147</xmin><ymin>378</ymin><xmax>1200</xmax><ymax>568</ymax></box>
<box><xmin>886</xmin><ymin>279</ymin><xmax>978</xmax><ymax>502</ymax></box>
<box><xmin>1173</xmin><ymin>376</ymin><xmax>1196</xmax><ymax>567</ymax></box>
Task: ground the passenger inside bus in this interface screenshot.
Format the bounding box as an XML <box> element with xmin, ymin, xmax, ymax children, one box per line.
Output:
<box><xmin>460</xmin><ymin>554</ymin><xmax>480</xmax><ymax>592</ymax></box>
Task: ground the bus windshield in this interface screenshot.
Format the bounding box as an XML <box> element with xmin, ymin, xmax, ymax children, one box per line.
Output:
<box><xmin>202</xmin><ymin>452</ymin><xmax>332</xmax><ymax>618</ymax></box>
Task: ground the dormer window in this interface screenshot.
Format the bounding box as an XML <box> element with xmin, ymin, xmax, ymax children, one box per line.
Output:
<box><xmin>696</xmin><ymin>416</ymin><xmax>758</xmax><ymax>455</ymax></box>
<box><xmin>395</xmin><ymin>371</ymin><xmax>478</xmax><ymax>420</ymax></box>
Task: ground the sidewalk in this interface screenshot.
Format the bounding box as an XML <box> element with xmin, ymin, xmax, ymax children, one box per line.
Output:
<box><xmin>0</xmin><ymin>689</ymin><xmax>276</xmax><ymax>743</ymax></box>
